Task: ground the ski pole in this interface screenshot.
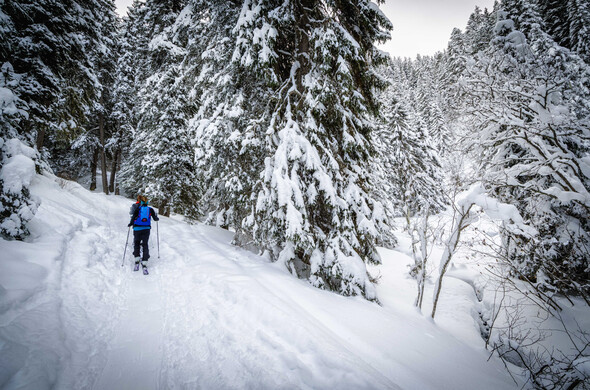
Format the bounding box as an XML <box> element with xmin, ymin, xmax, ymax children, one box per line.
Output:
<box><xmin>157</xmin><ymin>221</ymin><xmax>160</xmax><ymax>259</ymax></box>
<box><xmin>122</xmin><ymin>226</ymin><xmax>131</xmax><ymax>267</ymax></box>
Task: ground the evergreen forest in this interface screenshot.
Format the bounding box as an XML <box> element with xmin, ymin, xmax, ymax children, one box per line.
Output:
<box><xmin>1</xmin><ymin>1</ymin><xmax>590</xmax><ymax>385</ymax></box>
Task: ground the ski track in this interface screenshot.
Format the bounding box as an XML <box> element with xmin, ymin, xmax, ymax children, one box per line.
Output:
<box><xmin>54</xmin><ymin>193</ymin><xmax>168</xmax><ymax>390</ymax></box>
<box><xmin>153</xmin><ymin>221</ymin><xmax>395</xmax><ymax>390</ymax></box>
<box><xmin>20</xmin><ymin>184</ymin><xmax>394</xmax><ymax>390</ymax></box>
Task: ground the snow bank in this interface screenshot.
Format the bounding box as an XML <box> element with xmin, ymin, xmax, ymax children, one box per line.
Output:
<box><xmin>1</xmin><ymin>138</ymin><xmax>37</xmax><ymax>193</ymax></box>
<box><xmin>1</xmin><ymin>154</ymin><xmax>35</xmax><ymax>194</ymax></box>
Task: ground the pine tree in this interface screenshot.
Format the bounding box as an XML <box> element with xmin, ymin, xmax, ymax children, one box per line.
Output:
<box><xmin>119</xmin><ymin>0</ymin><xmax>190</xmax><ymax>202</ymax></box>
<box><xmin>0</xmin><ymin>62</ymin><xmax>39</xmax><ymax>239</ymax></box>
<box><xmin>109</xmin><ymin>14</ymin><xmax>137</xmax><ymax>195</ymax></box>
<box><xmin>414</xmin><ymin>56</ymin><xmax>452</xmax><ymax>153</ymax></box>
<box><xmin>136</xmin><ymin>66</ymin><xmax>199</xmax><ymax>217</ymax></box>
<box><xmin>442</xmin><ymin>28</ymin><xmax>469</xmax><ymax>123</ymax></box>
<box><xmin>0</xmin><ymin>0</ymin><xmax>97</xmax><ymax>153</ymax></box>
<box><xmin>87</xmin><ymin>0</ymin><xmax>119</xmax><ymax>194</ymax></box>
<box><xmin>59</xmin><ymin>0</ymin><xmax>119</xmax><ymax>191</ymax></box>
<box><xmin>566</xmin><ymin>0</ymin><xmax>590</xmax><ymax>63</ymax></box>
<box><xmin>464</xmin><ymin>6</ymin><xmax>494</xmax><ymax>55</ymax></box>
<box><xmin>199</xmin><ymin>0</ymin><xmax>393</xmax><ymax>299</ymax></box>
<box><xmin>117</xmin><ymin>1</ymin><xmax>150</xmax><ymax>197</ymax></box>
<box><xmin>376</xmin><ymin>59</ymin><xmax>446</xmax><ymax>226</ymax></box>
<box><xmin>0</xmin><ymin>0</ymin><xmax>110</xmax><ymax>237</ymax></box>
<box><xmin>538</xmin><ymin>0</ymin><xmax>590</xmax><ymax>63</ymax></box>
<box><xmin>184</xmin><ymin>0</ymin><xmax>248</xmax><ymax>229</ymax></box>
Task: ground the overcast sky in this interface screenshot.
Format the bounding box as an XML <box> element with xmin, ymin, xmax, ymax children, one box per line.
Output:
<box><xmin>114</xmin><ymin>0</ymin><xmax>496</xmax><ymax>58</ymax></box>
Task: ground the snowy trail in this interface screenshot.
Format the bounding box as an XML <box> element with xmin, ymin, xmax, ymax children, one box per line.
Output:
<box><xmin>0</xmin><ymin>174</ymin><xmax>518</xmax><ymax>390</ymax></box>
<box><xmin>92</xmin><ymin>275</ymin><xmax>165</xmax><ymax>390</ymax></box>
<box><xmin>53</xmin><ymin>191</ymin><xmax>168</xmax><ymax>390</ymax></box>
<box><xmin>144</xmin><ymin>221</ymin><xmax>396</xmax><ymax>389</ymax></box>
<box><xmin>41</xmin><ymin>179</ymin><xmax>394</xmax><ymax>389</ymax></box>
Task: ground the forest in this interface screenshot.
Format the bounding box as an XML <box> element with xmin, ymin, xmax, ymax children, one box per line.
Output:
<box><xmin>1</xmin><ymin>0</ymin><xmax>589</xmax><ymax>387</ymax></box>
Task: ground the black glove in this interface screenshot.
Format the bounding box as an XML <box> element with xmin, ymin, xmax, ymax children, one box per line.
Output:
<box><xmin>128</xmin><ymin>223</ymin><xmax>133</xmax><ymax>227</ymax></box>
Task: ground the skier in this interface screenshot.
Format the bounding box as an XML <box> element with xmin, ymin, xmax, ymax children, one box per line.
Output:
<box><xmin>128</xmin><ymin>195</ymin><xmax>159</xmax><ymax>274</ymax></box>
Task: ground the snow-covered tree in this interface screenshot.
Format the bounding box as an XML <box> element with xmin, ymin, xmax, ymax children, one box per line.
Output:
<box><xmin>182</xmin><ymin>0</ymin><xmax>245</xmax><ymax>228</ymax></box>
<box><xmin>117</xmin><ymin>1</ymin><xmax>150</xmax><ymax>196</ymax></box>
<box><xmin>87</xmin><ymin>0</ymin><xmax>119</xmax><ymax>194</ymax></box>
<box><xmin>56</xmin><ymin>0</ymin><xmax>120</xmax><ymax>192</ymax></box>
<box><xmin>1</xmin><ymin>0</ymin><xmax>118</xmax><ymax>236</ymax></box>
<box><xmin>413</xmin><ymin>55</ymin><xmax>453</xmax><ymax>153</ymax></box>
<box><xmin>463</xmin><ymin>0</ymin><xmax>590</xmax><ymax>298</ymax></box>
<box><xmin>464</xmin><ymin>6</ymin><xmax>495</xmax><ymax>55</ymax></box>
<box><xmin>374</xmin><ymin>59</ymin><xmax>448</xmax><ymax>295</ymax></box>
<box><xmin>136</xmin><ymin>66</ymin><xmax>199</xmax><ymax>217</ymax></box>
<box><xmin>538</xmin><ymin>0</ymin><xmax>590</xmax><ymax>64</ymax></box>
<box><xmin>108</xmin><ymin>15</ymin><xmax>136</xmax><ymax>195</ymax></box>
<box><xmin>0</xmin><ymin>63</ymin><xmax>39</xmax><ymax>239</ymax></box>
<box><xmin>197</xmin><ymin>0</ymin><xmax>393</xmax><ymax>300</ymax></box>
<box><xmin>375</xmin><ymin>61</ymin><xmax>446</xmax><ymax>226</ymax></box>
<box><xmin>119</xmin><ymin>0</ymin><xmax>190</xmax><ymax>203</ymax></box>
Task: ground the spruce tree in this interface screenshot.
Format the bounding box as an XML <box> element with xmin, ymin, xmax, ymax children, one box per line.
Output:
<box><xmin>538</xmin><ymin>0</ymin><xmax>590</xmax><ymax>63</ymax></box>
<box><xmin>87</xmin><ymin>0</ymin><xmax>119</xmax><ymax>194</ymax></box>
<box><xmin>0</xmin><ymin>62</ymin><xmax>39</xmax><ymax>239</ymax></box>
<box><xmin>464</xmin><ymin>6</ymin><xmax>494</xmax><ymax>55</ymax></box>
<box><xmin>109</xmin><ymin>14</ymin><xmax>137</xmax><ymax>195</ymax></box>
<box><xmin>199</xmin><ymin>0</ymin><xmax>393</xmax><ymax>299</ymax></box>
<box><xmin>61</xmin><ymin>0</ymin><xmax>119</xmax><ymax>190</ymax></box>
<box><xmin>136</xmin><ymin>66</ymin><xmax>199</xmax><ymax>217</ymax></box>
<box><xmin>119</xmin><ymin>0</ymin><xmax>190</xmax><ymax>202</ymax></box>
<box><xmin>566</xmin><ymin>0</ymin><xmax>590</xmax><ymax>63</ymax></box>
<box><xmin>376</xmin><ymin>59</ymin><xmax>446</xmax><ymax>226</ymax></box>
<box><xmin>0</xmin><ymin>0</ymin><xmax>96</xmax><ymax>153</ymax></box>
<box><xmin>0</xmin><ymin>0</ymin><xmax>110</xmax><ymax>237</ymax></box>
<box><xmin>184</xmin><ymin>0</ymin><xmax>246</xmax><ymax>228</ymax></box>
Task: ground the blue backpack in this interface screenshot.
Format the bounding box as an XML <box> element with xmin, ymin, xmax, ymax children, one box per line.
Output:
<box><xmin>134</xmin><ymin>205</ymin><xmax>151</xmax><ymax>227</ymax></box>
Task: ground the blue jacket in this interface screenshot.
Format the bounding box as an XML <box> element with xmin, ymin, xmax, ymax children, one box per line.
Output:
<box><xmin>129</xmin><ymin>203</ymin><xmax>159</xmax><ymax>230</ymax></box>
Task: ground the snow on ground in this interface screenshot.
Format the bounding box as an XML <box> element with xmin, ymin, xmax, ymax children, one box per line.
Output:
<box><xmin>0</xmin><ymin>172</ymin><xmax>518</xmax><ymax>390</ymax></box>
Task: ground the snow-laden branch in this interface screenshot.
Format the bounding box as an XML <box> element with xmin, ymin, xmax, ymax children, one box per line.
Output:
<box><xmin>431</xmin><ymin>183</ymin><xmax>537</xmax><ymax>319</ymax></box>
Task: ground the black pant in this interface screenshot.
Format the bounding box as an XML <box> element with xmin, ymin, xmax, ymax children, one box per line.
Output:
<box><xmin>133</xmin><ymin>229</ymin><xmax>150</xmax><ymax>261</ymax></box>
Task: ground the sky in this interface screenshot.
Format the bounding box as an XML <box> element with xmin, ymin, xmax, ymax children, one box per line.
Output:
<box><xmin>379</xmin><ymin>0</ymin><xmax>495</xmax><ymax>58</ymax></box>
<box><xmin>114</xmin><ymin>0</ymin><xmax>496</xmax><ymax>59</ymax></box>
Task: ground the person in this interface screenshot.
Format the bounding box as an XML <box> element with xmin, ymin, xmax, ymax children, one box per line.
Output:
<box><xmin>128</xmin><ymin>195</ymin><xmax>159</xmax><ymax>273</ymax></box>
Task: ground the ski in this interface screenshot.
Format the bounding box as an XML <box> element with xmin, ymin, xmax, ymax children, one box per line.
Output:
<box><xmin>134</xmin><ymin>262</ymin><xmax>140</xmax><ymax>272</ymax></box>
<box><xmin>142</xmin><ymin>265</ymin><xmax>149</xmax><ymax>275</ymax></box>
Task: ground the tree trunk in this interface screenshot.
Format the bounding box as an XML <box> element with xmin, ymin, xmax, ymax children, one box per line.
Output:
<box><xmin>90</xmin><ymin>148</ymin><xmax>98</xmax><ymax>191</ymax></box>
<box><xmin>159</xmin><ymin>199</ymin><xmax>171</xmax><ymax>217</ymax></box>
<box><xmin>109</xmin><ymin>147</ymin><xmax>120</xmax><ymax>193</ymax></box>
<box><xmin>99</xmin><ymin>95</ymin><xmax>109</xmax><ymax>194</ymax></box>
<box><xmin>415</xmin><ymin>210</ymin><xmax>430</xmax><ymax>310</ymax></box>
<box><xmin>36</xmin><ymin>125</ymin><xmax>45</xmax><ymax>151</ymax></box>
<box><xmin>431</xmin><ymin>203</ymin><xmax>473</xmax><ymax>319</ymax></box>
<box><xmin>295</xmin><ymin>0</ymin><xmax>312</xmax><ymax>92</ymax></box>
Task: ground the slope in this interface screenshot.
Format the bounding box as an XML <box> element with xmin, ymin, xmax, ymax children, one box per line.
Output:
<box><xmin>0</xmin><ymin>172</ymin><xmax>517</xmax><ymax>390</ymax></box>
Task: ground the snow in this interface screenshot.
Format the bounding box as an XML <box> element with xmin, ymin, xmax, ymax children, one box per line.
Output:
<box><xmin>575</xmin><ymin>357</ymin><xmax>590</xmax><ymax>376</ymax></box>
<box><xmin>0</xmin><ymin>173</ymin><xmax>520</xmax><ymax>389</ymax></box>
<box><xmin>493</xmin><ymin>18</ymin><xmax>514</xmax><ymax>34</ymax></box>
<box><xmin>0</xmin><ymin>86</ymin><xmax>20</xmax><ymax>116</ymax></box>
<box><xmin>458</xmin><ymin>183</ymin><xmax>537</xmax><ymax>236</ymax></box>
<box><xmin>1</xmin><ymin>154</ymin><xmax>35</xmax><ymax>194</ymax></box>
<box><xmin>149</xmin><ymin>33</ymin><xmax>186</xmax><ymax>57</ymax></box>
